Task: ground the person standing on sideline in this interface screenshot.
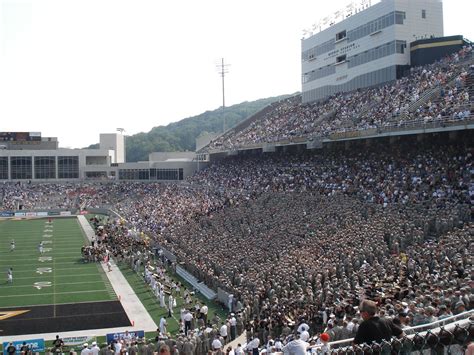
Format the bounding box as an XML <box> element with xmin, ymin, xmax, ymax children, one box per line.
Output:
<box><xmin>10</xmin><ymin>239</ymin><xmax>15</xmax><ymax>252</ymax></box>
<box><xmin>168</xmin><ymin>294</ymin><xmax>175</xmax><ymax>317</ymax></box>
<box><xmin>183</xmin><ymin>310</ymin><xmax>193</xmax><ymax>336</ymax></box>
<box><xmin>353</xmin><ymin>300</ymin><xmax>403</xmax><ymax>346</ymax></box>
<box><xmin>7</xmin><ymin>268</ymin><xmax>13</xmax><ymax>284</ymax></box>
<box><xmin>160</xmin><ymin>316</ymin><xmax>168</xmax><ymax>335</ymax></box>
<box><xmin>160</xmin><ymin>288</ymin><xmax>166</xmax><ymax>308</ymax></box>
<box><xmin>38</xmin><ymin>242</ymin><xmax>44</xmax><ymax>254</ymax></box>
<box><xmin>229</xmin><ymin>313</ymin><xmax>237</xmax><ymax>341</ymax></box>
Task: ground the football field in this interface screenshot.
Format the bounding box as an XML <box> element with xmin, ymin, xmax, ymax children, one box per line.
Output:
<box><xmin>0</xmin><ymin>217</ymin><xmax>130</xmax><ymax>335</ymax></box>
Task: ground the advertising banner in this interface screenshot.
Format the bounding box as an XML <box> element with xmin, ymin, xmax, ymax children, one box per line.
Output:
<box><xmin>106</xmin><ymin>331</ymin><xmax>144</xmax><ymax>344</ymax></box>
<box><xmin>3</xmin><ymin>338</ymin><xmax>45</xmax><ymax>354</ymax></box>
<box><xmin>63</xmin><ymin>336</ymin><xmax>96</xmax><ymax>346</ymax></box>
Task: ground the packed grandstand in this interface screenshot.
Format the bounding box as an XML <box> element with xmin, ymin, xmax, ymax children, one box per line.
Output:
<box><xmin>1</xmin><ymin>43</ymin><xmax>474</xmax><ymax>355</ymax></box>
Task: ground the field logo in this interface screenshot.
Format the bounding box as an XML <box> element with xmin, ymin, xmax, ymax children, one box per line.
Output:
<box><xmin>33</xmin><ymin>282</ymin><xmax>52</xmax><ymax>290</ymax></box>
<box><xmin>0</xmin><ymin>310</ymin><xmax>29</xmax><ymax>320</ymax></box>
<box><xmin>42</xmin><ymin>248</ymin><xmax>52</xmax><ymax>253</ymax></box>
<box><xmin>42</xmin><ymin>240</ymin><xmax>53</xmax><ymax>244</ymax></box>
<box><xmin>38</xmin><ymin>256</ymin><xmax>52</xmax><ymax>262</ymax></box>
<box><xmin>36</xmin><ymin>267</ymin><xmax>52</xmax><ymax>275</ymax></box>
<box><xmin>44</xmin><ymin>229</ymin><xmax>53</xmax><ymax>233</ymax></box>
<box><xmin>43</xmin><ymin>234</ymin><xmax>52</xmax><ymax>238</ymax></box>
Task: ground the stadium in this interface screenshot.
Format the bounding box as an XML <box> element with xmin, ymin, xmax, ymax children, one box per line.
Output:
<box><xmin>0</xmin><ymin>0</ymin><xmax>473</xmax><ymax>353</ymax></box>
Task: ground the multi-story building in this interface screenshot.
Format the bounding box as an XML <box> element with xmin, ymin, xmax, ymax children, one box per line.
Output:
<box><xmin>0</xmin><ymin>132</ymin><xmax>201</xmax><ymax>181</ymax></box>
<box><xmin>301</xmin><ymin>0</ymin><xmax>443</xmax><ymax>103</ymax></box>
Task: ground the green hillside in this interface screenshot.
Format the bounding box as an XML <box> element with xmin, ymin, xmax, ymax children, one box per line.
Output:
<box><xmin>85</xmin><ymin>94</ymin><xmax>295</xmax><ymax>162</ymax></box>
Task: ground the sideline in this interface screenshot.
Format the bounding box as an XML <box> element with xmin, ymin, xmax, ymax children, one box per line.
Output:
<box><xmin>0</xmin><ymin>216</ymin><xmax>157</xmax><ymax>344</ymax></box>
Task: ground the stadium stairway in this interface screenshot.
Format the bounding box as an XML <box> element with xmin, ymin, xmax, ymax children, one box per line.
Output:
<box><xmin>176</xmin><ymin>265</ymin><xmax>217</xmax><ymax>300</ymax></box>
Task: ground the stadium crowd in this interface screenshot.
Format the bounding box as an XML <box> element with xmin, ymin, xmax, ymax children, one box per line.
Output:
<box><xmin>205</xmin><ymin>46</ymin><xmax>473</xmax><ymax>151</ymax></box>
<box><xmin>1</xmin><ymin>49</ymin><xmax>473</xmax><ymax>354</ymax></box>
<box><xmin>3</xmin><ymin>136</ymin><xmax>471</xmax><ymax>353</ymax></box>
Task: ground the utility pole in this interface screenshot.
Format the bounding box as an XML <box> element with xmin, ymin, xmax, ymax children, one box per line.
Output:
<box><xmin>216</xmin><ymin>58</ymin><xmax>230</xmax><ymax>133</ymax></box>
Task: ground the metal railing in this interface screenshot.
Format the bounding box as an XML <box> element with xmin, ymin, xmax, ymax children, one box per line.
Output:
<box><xmin>302</xmin><ymin>310</ymin><xmax>474</xmax><ymax>354</ymax></box>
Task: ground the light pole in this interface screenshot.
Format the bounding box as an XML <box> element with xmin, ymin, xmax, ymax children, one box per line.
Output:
<box><xmin>216</xmin><ymin>58</ymin><xmax>230</xmax><ymax>133</ymax></box>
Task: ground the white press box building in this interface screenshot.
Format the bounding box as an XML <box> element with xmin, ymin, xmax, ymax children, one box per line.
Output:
<box><xmin>301</xmin><ymin>0</ymin><xmax>443</xmax><ymax>103</ymax></box>
<box><xmin>0</xmin><ymin>132</ymin><xmax>201</xmax><ymax>181</ymax></box>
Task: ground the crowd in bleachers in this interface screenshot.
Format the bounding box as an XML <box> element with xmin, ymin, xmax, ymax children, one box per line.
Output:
<box><xmin>66</xmin><ymin>138</ymin><xmax>472</xmax><ymax>354</ymax></box>
<box><xmin>205</xmin><ymin>46</ymin><xmax>473</xmax><ymax>152</ymax></box>
<box><xmin>1</xmin><ymin>49</ymin><xmax>474</xmax><ymax>354</ymax></box>
<box><xmin>3</xmin><ymin>135</ymin><xmax>472</xmax><ymax>354</ymax></box>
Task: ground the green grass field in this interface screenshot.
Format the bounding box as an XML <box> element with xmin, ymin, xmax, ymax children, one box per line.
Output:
<box><xmin>0</xmin><ymin>218</ymin><xmax>116</xmax><ymax>308</ymax></box>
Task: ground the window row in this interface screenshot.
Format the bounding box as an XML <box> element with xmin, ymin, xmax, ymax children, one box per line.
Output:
<box><xmin>302</xmin><ymin>11</ymin><xmax>406</xmax><ymax>62</ymax></box>
<box><xmin>0</xmin><ymin>156</ymin><xmax>79</xmax><ymax>179</ymax></box>
<box><xmin>348</xmin><ymin>40</ymin><xmax>406</xmax><ymax>68</ymax></box>
<box><xmin>302</xmin><ymin>39</ymin><xmax>335</xmax><ymax>62</ymax></box>
<box><xmin>118</xmin><ymin>168</ymin><xmax>184</xmax><ymax>181</ymax></box>
<box><xmin>347</xmin><ymin>11</ymin><xmax>405</xmax><ymax>43</ymax></box>
<box><xmin>302</xmin><ymin>65</ymin><xmax>336</xmax><ymax>83</ymax></box>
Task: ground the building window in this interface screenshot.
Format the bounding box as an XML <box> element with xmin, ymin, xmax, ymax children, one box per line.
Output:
<box><xmin>147</xmin><ymin>168</ymin><xmax>183</xmax><ymax>181</ymax></box>
<box><xmin>118</xmin><ymin>169</ymin><xmax>150</xmax><ymax>180</ymax></box>
<box><xmin>347</xmin><ymin>41</ymin><xmax>397</xmax><ymax>68</ymax></box>
<box><xmin>396</xmin><ymin>40</ymin><xmax>407</xmax><ymax>54</ymax></box>
<box><xmin>10</xmin><ymin>157</ymin><xmax>32</xmax><ymax>180</ymax></box>
<box><xmin>34</xmin><ymin>156</ymin><xmax>56</xmax><ymax>179</ymax></box>
<box><xmin>58</xmin><ymin>156</ymin><xmax>79</xmax><ymax>179</ymax></box>
<box><xmin>0</xmin><ymin>157</ymin><xmax>8</xmax><ymax>179</ymax></box>
<box><xmin>303</xmin><ymin>65</ymin><xmax>336</xmax><ymax>84</ymax></box>
<box><xmin>85</xmin><ymin>171</ymin><xmax>108</xmax><ymax>179</ymax></box>
<box><xmin>422</xmin><ymin>9</ymin><xmax>426</xmax><ymax>18</ymax></box>
<box><xmin>302</xmin><ymin>39</ymin><xmax>335</xmax><ymax>62</ymax></box>
<box><xmin>336</xmin><ymin>54</ymin><xmax>347</xmax><ymax>64</ymax></box>
<box><xmin>395</xmin><ymin>11</ymin><xmax>406</xmax><ymax>25</ymax></box>
<box><xmin>336</xmin><ymin>30</ymin><xmax>347</xmax><ymax>41</ymax></box>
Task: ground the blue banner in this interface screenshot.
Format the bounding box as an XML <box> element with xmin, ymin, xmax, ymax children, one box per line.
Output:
<box><xmin>3</xmin><ymin>338</ymin><xmax>44</xmax><ymax>354</ymax></box>
<box><xmin>106</xmin><ymin>330</ymin><xmax>145</xmax><ymax>344</ymax></box>
<box><xmin>0</xmin><ymin>212</ymin><xmax>14</xmax><ymax>217</ymax></box>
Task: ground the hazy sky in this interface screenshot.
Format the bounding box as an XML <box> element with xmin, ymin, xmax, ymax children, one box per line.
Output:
<box><xmin>1</xmin><ymin>0</ymin><xmax>472</xmax><ymax>148</ymax></box>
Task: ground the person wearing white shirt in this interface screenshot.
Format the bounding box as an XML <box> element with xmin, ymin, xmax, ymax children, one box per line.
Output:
<box><xmin>90</xmin><ymin>342</ymin><xmax>100</xmax><ymax>355</ymax></box>
<box><xmin>184</xmin><ymin>310</ymin><xmax>193</xmax><ymax>335</ymax></box>
<box><xmin>211</xmin><ymin>337</ymin><xmax>222</xmax><ymax>351</ymax></box>
<box><xmin>220</xmin><ymin>322</ymin><xmax>228</xmax><ymax>343</ymax></box>
<box><xmin>297</xmin><ymin>321</ymin><xmax>310</xmax><ymax>334</ymax></box>
<box><xmin>160</xmin><ymin>288</ymin><xmax>166</xmax><ymax>308</ymax></box>
<box><xmin>160</xmin><ymin>316</ymin><xmax>167</xmax><ymax>335</ymax></box>
<box><xmin>81</xmin><ymin>344</ymin><xmax>92</xmax><ymax>355</ymax></box>
<box><xmin>274</xmin><ymin>339</ymin><xmax>283</xmax><ymax>351</ymax></box>
<box><xmin>229</xmin><ymin>314</ymin><xmax>237</xmax><ymax>340</ymax></box>
<box><xmin>113</xmin><ymin>340</ymin><xmax>122</xmax><ymax>355</ymax></box>
<box><xmin>245</xmin><ymin>336</ymin><xmax>260</xmax><ymax>355</ymax></box>
<box><xmin>200</xmin><ymin>305</ymin><xmax>208</xmax><ymax>324</ymax></box>
<box><xmin>300</xmin><ymin>330</ymin><xmax>310</xmax><ymax>342</ymax></box>
<box><xmin>282</xmin><ymin>336</ymin><xmax>308</xmax><ymax>355</ymax></box>
<box><xmin>234</xmin><ymin>344</ymin><xmax>244</xmax><ymax>355</ymax></box>
<box><xmin>122</xmin><ymin>330</ymin><xmax>132</xmax><ymax>345</ymax></box>
<box><xmin>168</xmin><ymin>294</ymin><xmax>174</xmax><ymax>317</ymax></box>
